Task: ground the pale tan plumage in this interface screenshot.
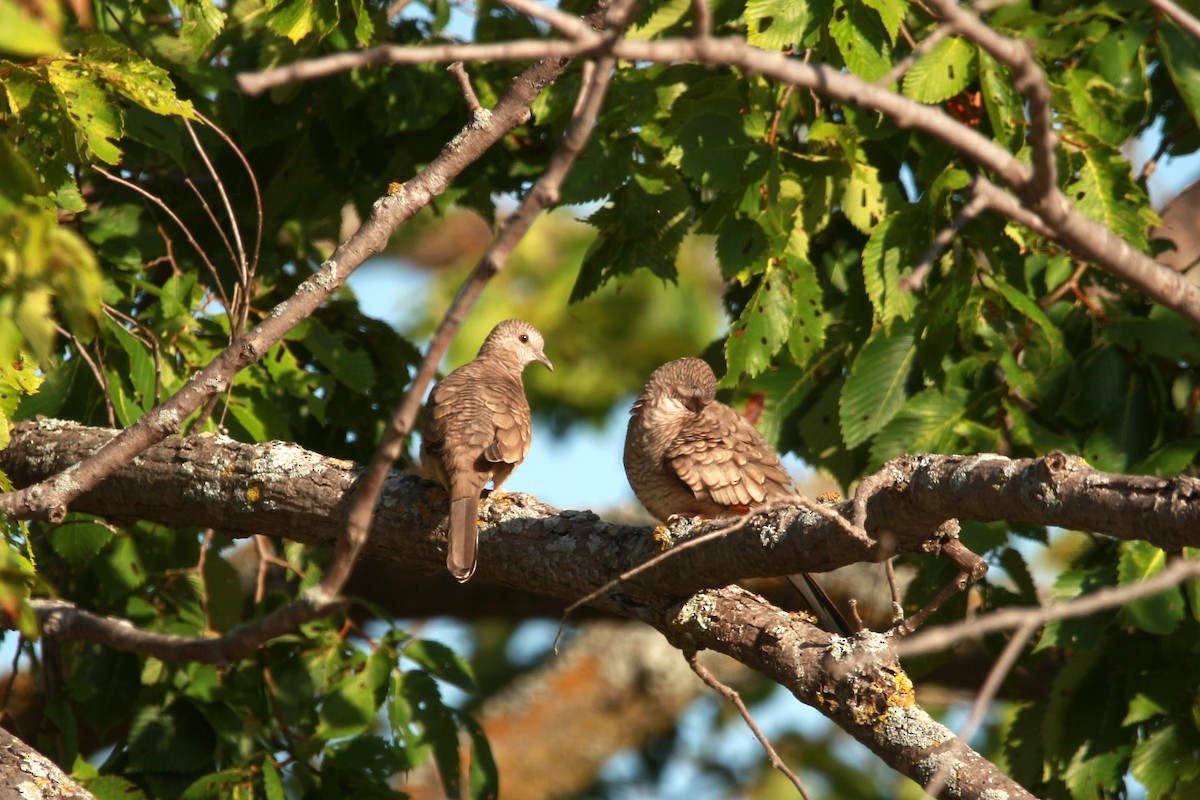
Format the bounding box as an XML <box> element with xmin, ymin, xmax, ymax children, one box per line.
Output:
<box><xmin>624</xmin><ymin>357</ymin><xmax>848</xmax><ymax>633</ymax></box>
<box><xmin>421</xmin><ymin>320</ymin><xmax>553</xmax><ymax>582</ymax></box>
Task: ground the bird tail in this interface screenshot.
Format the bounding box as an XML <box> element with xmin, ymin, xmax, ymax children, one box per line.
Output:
<box><xmin>447</xmin><ymin>493</ymin><xmax>479</xmax><ymax>582</ymax></box>
<box><xmin>787</xmin><ymin>572</ymin><xmax>852</xmax><ymax>635</ymax></box>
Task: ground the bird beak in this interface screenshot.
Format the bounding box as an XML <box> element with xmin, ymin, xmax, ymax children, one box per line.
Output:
<box><xmin>538</xmin><ymin>351</ymin><xmax>555</xmax><ymax>372</ymax></box>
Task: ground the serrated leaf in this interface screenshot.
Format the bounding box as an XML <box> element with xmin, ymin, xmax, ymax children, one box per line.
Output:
<box><xmin>903</xmin><ymin>36</ymin><xmax>977</xmax><ymax>103</ymax></box>
<box><xmin>105</xmin><ymin>317</ymin><xmax>156</xmax><ymax>411</ymax></box>
<box><xmin>81</xmin><ymin>35</ymin><xmax>196</xmax><ymax>119</ymax></box>
<box><xmin>302</xmin><ymin>321</ymin><xmax>377</xmax><ymax>394</ymax></box>
<box><xmin>402</xmin><ymin>671</ymin><xmax>461</xmax><ymax>799</ymax></box>
<box><xmin>1161</xmin><ymin>21</ymin><xmax>1200</xmax><ymax>129</ymax></box>
<box><xmin>628</xmin><ymin>0</ymin><xmax>691</xmax><ymax>40</ymax></box>
<box><xmin>1067</xmin><ymin>142</ymin><xmax>1154</xmax><ymax>251</ymax></box>
<box><xmin>572</xmin><ymin>170</ymin><xmax>692</xmax><ymax>301</ymax></box>
<box><xmin>318</xmin><ymin>650</ymin><xmax>391</xmax><ymax>740</ymax></box>
<box><xmin>404</xmin><ymin>639</ymin><xmax>477</xmax><ymax>691</ymax></box>
<box><xmin>745</xmin><ymin>0</ymin><xmax>822</xmax><ymax>51</ymax></box>
<box><xmin>1062</xmin><ymin>66</ymin><xmax>1145</xmax><ymax>146</ymax></box>
<box><xmin>50</xmin><ymin>519</ymin><xmax>113</xmax><ymax>567</ymax></box>
<box><xmin>981</xmin><ymin>272</ymin><xmax>1063</xmax><ymax>361</ymax></box>
<box><xmin>861</xmin><ymin>210</ymin><xmax>919</xmax><ymax>322</ymax></box>
<box><xmin>261</xmin><ymin>759</ymin><xmax>284</xmax><ymax>800</ymax></box>
<box><xmin>716</xmin><ymin>216</ymin><xmax>769</xmax><ymax>282</ymax></box>
<box><xmin>126</xmin><ymin>701</ymin><xmax>216</xmax><ymax>773</ymax></box>
<box><xmin>85</xmin><ymin>775</ymin><xmax>148</xmax><ymax>800</ymax></box>
<box><xmin>181</xmin><ymin>0</ymin><xmax>226</xmax><ymax>55</ymax></box>
<box><xmin>726</xmin><ymin>267</ymin><xmax>793</xmax><ymax>379</ymax></box>
<box><xmin>463</xmin><ymin>714</ymin><xmax>499</xmax><ymax>800</ymax></box>
<box><xmin>840</xmin><ymin>317</ymin><xmax>916</xmax><ymax>448</ymax></box>
<box><xmin>979</xmin><ymin>51</ymin><xmax>1023</xmax><ymax>152</ymax></box>
<box><xmin>861</xmin><ymin>0</ymin><xmax>906</xmax><ymax>44</ymax></box>
<box><xmin>670</xmin><ymin>114</ymin><xmax>769</xmax><ymax>192</ymax></box>
<box><xmin>46</xmin><ymin>62</ymin><xmax>124</xmax><ymax>165</ymax></box>
<box><xmin>1064</xmin><ymin>742</ymin><xmax>1130</xmax><ymax>800</ymax></box>
<box><xmin>787</xmin><ymin>259</ymin><xmax>826</xmax><ymax>365</ymax></box>
<box><xmin>842</xmin><ymin>161</ymin><xmax>893</xmax><ymax>233</ymax></box>
<box><xmin>1131</xmin><ymin>724</ymin><xmax>1194</xmax><ymax>798</ymax></box>
<box><xmin>830</xmin><ymin>0</ymin><xmax>893</xmax><ymax>81</ymax></box>
<box><xmin>999</xmin><ymin>547</ymin><xmax>1038</xmax><ymax>603</ymax></box>
<box><xmin>868</xmin><ymin>385</ymin><xmax>968</xmax><ymax>465</ymax></box>
<box><xmin>1118</xmin><ymin>540</ymin><xmax>1184</xmax><ymax>635</ymax></box>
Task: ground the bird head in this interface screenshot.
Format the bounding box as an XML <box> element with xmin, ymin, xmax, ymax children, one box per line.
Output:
<box><xmin>479</xmin><ymin>319</ymin><xmax>554</xmax><ymax>372</ymax></box>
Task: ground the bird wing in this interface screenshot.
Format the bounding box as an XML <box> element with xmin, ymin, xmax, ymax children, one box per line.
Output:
<box><xmin>666</xmin><ymin>402</ymin><xmax>793</xmax><ymax>509</ymax></box>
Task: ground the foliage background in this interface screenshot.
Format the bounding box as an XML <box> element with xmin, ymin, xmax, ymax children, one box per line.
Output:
<box><xmin>2</xmin><ymin>0</ymin><xmax>1200</xmax><ymax>797</ymax></box>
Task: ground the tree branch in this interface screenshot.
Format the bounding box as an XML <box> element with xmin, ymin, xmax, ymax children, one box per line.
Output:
<box><xmin>236</xmin><ymin>31</ymin><xmax>1200</xmax><ymax>329</ymax></box>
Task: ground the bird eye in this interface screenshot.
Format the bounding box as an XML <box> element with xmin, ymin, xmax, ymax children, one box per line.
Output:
<box><xmin>519</xmin><ymin>334</ymin><xmax>529</xmax><ymax>343</ymax></box>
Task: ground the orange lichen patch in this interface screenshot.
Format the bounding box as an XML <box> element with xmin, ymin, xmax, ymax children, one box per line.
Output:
<box><xmin>816</xmin><ymin>490</ymin><xmax>841</xmax><ymax>504</ymax></box>
<box><xmin>387</xmin><ymin>181</ymin><xmax>405</xmax><ymax>196</ymax></box>
<box><xmin>246</xmin><ymin>486</ymin><xmax>260</xmax><ymax>503</ymax></box>
<box><xmin>890</xmin><ymin>671</ymin><xmax>916</xmax><ymax>708</ymax></box>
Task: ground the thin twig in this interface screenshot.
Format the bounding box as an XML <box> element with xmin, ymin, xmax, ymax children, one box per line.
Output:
<box><xmin>322</xmin><ymin>33</ymin><xmax>622</xmax><ymax>597</ymax></box>
<box><xmin>922</xmin><ymin>617</ymin><xmax>1040</xmax><ymax>798</ymax></box>
<box><xmin>92</xmin><ymin>166</ymin><xmax>229</xmax><ymax>309</ymax></box>
<box><xmin>876</xmin><ymin>23</ymin><xmax>956</xmax><ymax>88</ymax></box>
<box><xmin>884</xmin><ymin>557</ymin><xmax>904</xmax><ymax>622</ymax></box>
<box><xmin>447</xmin><ymin>62</ymin><xmax>482</xmax><ymax>112</ymax></box>
<box><xmin>53</xmin><ymin>323</ymin><xmax>116</xmax><ymax>427</ymax></box>
<box><xmin>900</xmin><ymin>178</ymin><xmax>990</xmax><ymax>292</ymax></box>
<box><xmin>898</xmin><ymin>556</ymin><xmax>1200</xmax><ymax>658</ymax></box>
<box><xmin>685</xmin><ymin>650</ymin><xmax>813</xmax><ymax>800</ymax></box>
<box><xmin>691</xmin><ymin>0</ymin><xmax>712</xmax><ymax>38</ymax></box>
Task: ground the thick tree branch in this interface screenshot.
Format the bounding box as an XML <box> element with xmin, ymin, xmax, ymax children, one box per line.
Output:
<box><xmin>12</xmin><ymin>423</ymin><xmax>1200</xmax><ymax>798</ymax></box>
<box><xmin>6</xmin><ymin>423</ymin><xmax>1200</xmax><ymax>603</ymax></box>
<box><xmin>0</xmin><ymin>728</ymin><xmax>92</xmax><ymax>799</ymax></box>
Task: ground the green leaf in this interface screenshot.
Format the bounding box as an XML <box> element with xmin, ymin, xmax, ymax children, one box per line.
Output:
<box><xmin>1118</xmin><ymin>540</ymin><xmax>1184</xmax><ymax>635</ymax></box>
<box><xmin>670</xmin><ymin>114</ymin><xmax>769</xmax><ymax>192</ymax></box>
<box><xmin>572</xmin><ymin>170</ymin><xmax>692</xmax><ymax>301</ymax></box>
<box><xmin>745</xmin><ymin>0</ymin><xmax>823</xmax><ymax>51</ymax></box>
<box><xmin>1130</xmin><ymin>724</ymin><xmax>1199</xmax><ymax>799</ymax></box>
<box><xmin>979</xmin><ymin>51</ymin><xmax>1023</xmax><ymax>151</ymax></box>
<box><xmin>980</xmin><ymin>272</ymin><xmax>1063</xmax><ymax>361</ymax></box>
<box><xmin>81</xmin><ymin>35</ymin><xmax>195</xmax><ymax>119</ymax></box>
<box><xmin>126</xmin><ymin>701</ymin><xmax>217</xmax><ymax>773</ymax></box>
<box><xmin>903</xmin><ymin>36</ymin><xmax>977</xmax><ymax>103</ymax></box>
<box><xmin>463</xmin><ymin>714</ymin><xmax>499</xmax><ymax>800</ymax></box>
<box><xmin>181</xmin><ymin>1</ymin><xmax>227</xmax><ymax>55</ymax></box>
<box><xmin>840</xmin><ymin>317</ymin><xmax>917</xmax><ymax>449</ymax></box>
<box><xmin>85</xmin><ymin>775</ymin><xmax>148</xmax><ymax>800</ymax></box>
<box><xmin>841</xmin><ymin>161</ymin><xmax>894</xmax><ymax>233</ymax></box>
<box><xmin>302</xmin><ymin>320</ymin><xmax>377</xmax><ymax>394</ymax></box>
<box><xmin>50</xmin><ymin>518</ymin><xmax>114</xmax><ymax>567</ymax></box>
<box><xmin>861</xmin><ymin>0</ymin><xmax>906</xmax><ymax>44</ymax></box>
<box><xmin>317</xmin><ymin>649</ymin><xmax>392</xmax><ymax>740</ymax></box>
<box><xmin>46</xmin><ymin>62</ymin><xmax>124</xmax><ymax>165</ymax></box>
<box><xmin>1160</xmin><ymin>20</ymin><xmax>1200</xmax><ymax>129</ymax></box>
<box><xmin>1064</xmin><ymin>742</ymin><xmax>1130</xmax><ymax>800</ymax></box>
<box><xmin>402</xmin><ymin>671</ymin><xmax>462</xmax><ymax>799</ymax></box>
<box><xmin>787</xmin><ymin>259</ymin><xmax>826</xmax><ymax>366</ymax></box>
<box><xmin>404</xmin><ymin>639</ymin><xmax>477</xmax><ymax>691</ymax></box>
<box><xmin>0</xmin><ymin>4</ymin><xmax>62</xmax><ymax>56</ymax></box>
<box><xmin>628</xmin><ymin>0</ymin><xmax>691</xmax><ymax>40</ymax></box>
<box><xmin>202</xmin><ymin>553</ymin><xmax>243</xmax><ymax>632</ymax></box>
<box><xmin>1063</xmin><ymin>68</ymin><xmax>1144</xmax><ymax>146</ymax></box>
<box><xmin>261</xmin><ymin>759</ymin><xmax>284</xmax><ymax>800</ymax></box>
<box><xmin>868</xmin><ymin>386</ymin><xmax>969</xmax><ymax>465</ymax></box>
<box><xmin>831</xmin><ymin>0</ymin><xmax>893</xmax><ymax>81</ymax></box>
<box><xmin>725</xmin><ymin>267</ymin><xmax>793</xmax><ymax>380</ymax></box>
<box><xmin>861</xmin><ymin>209</ymin><xmax>919</xmax><ymax>322</ymax></box>
<box><xmin>1067</xmin><ymin>142</ymin><xmax>1154</xmax><ymax>251</ymax></box>
<box><xmin>105</xmin><ymin>317</ymin><xmax>156</xmax><ymax>411</ymax></box>
<box><xmin>999</xmin><ymin>547</ymin><xmax>1038</xmax><ymax>603</ymax></box>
